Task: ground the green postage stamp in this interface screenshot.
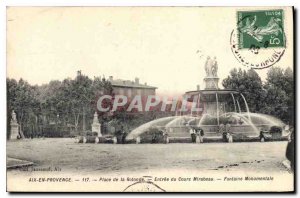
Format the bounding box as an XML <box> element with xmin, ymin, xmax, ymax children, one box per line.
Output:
<box><xmin>237</xmin><ymin>9</ymin><xmax>285</xmax><ymax>49</ymax></box>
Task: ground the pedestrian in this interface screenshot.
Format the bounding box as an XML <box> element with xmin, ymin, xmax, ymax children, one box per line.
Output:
<box><xmin>122</xmin><ymin>130</ymin><xmax>127</xmax><ymax>144</ymax></box>
<box><xmin>116</xmin><ymin>129</ymin><xmax>122</xmax><ymax>144</ymax></box>
<box><xmin>286</xmin><ymin>128</ymin><xmax>294</xmax><ymax>172</ymax></box>
<box><xmin>162</xmin><ymin>129</ymin><xmax>169</xmax><ymax>144</ymax></box>
<box><xmin>189</xmin><ymin>126</ymin><xmax>196</xmax><ymax>143</ymax></box>
<box><xmin>199</xmin><ymin>128</ymin><xmax>204</xmax><ymax>143</ymax></box>
<box><xmin>226</xmin><ymin>123</ymin><xmax>233</xmax><ymax>143</ymax></box>
<box><xmin>152</xmin><ymin>132</ymin><xmax>157</xmax><ymax>143</ymax></box>
<box><xmin>195</xmin><ymin>128</ymin><xmax>200</xmax><ymax>143</ymax></box>
<box><xmin>219</xmin><ymin>123</ymin><xmax>226</xmax><ymax>142</ymax></box>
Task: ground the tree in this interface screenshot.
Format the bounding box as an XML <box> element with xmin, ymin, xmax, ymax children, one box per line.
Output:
<box><xmin>222</xmin><ymin>66</ymin><xmax>294</xmax><ymax>124</ymax></box>
<box><xmin>39</xmin><ymin>73</ymin><xmax>113</xmax><ymax>134</ymax></box>
<box><xmin>7</xmin><ymin>78</ymin><xmax>18</xmax><ymax>139</ymax></box>
<box><xmin>284</xmin><ymin>67</ymin><xmax>294</xmax><ymax>125</ymax></box>
<box><xmin>7</xmin><ymin>78</ymin><xmax>40</xmax><ymax>138</ymax></box>
<box><xmin>222</xmin><ymin>68</ymin><xmax>266</xmax><ymax>113</ymax></box>
<box><xmin>7</xmin><ymin>70</ymin><xmax>115</xmax><ymax>138</ymax></box>
<box><xmin>263</xmin><ymin>66</ymin><xmax>293</xmax><ymax>123</ymax></box>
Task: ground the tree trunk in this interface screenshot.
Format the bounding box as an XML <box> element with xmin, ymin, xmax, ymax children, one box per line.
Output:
<box><xmin>19</xmin><ymin>112</ymin><xmax>25</xmax><ymax>138</ymax></box>
<box><xmin>74</xmin><ymin>113</ymin><xmax>80</xmax><ymax>132</ymax></box>
<box><xmin>82</xmin><ymin>107</ymin><xmax>86</xmax><ymax>132</ymax></box>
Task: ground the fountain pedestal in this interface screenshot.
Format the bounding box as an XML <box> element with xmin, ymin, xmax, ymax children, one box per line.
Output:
<box><xmin>204</xmin><ymin>77</ymin><xmax>219</xmax><ymax>90</ymax></box>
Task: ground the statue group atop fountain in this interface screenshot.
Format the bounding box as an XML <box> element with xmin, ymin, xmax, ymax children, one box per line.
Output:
<box><xmin>205</xmin><ymin>56</ymin><xmax>218</xmax><ymax>77</ymax></box>
<box><xmin>204</xmin><ymin>56</ymin><xmax>219</xmax><ymax>89</ymax></box>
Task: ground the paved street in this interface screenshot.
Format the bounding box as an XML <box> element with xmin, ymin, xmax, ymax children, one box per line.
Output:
<box><xmin>7</xmin><ymin>138</ymin><xmax>290</xmax><ymax>174</ymax></box>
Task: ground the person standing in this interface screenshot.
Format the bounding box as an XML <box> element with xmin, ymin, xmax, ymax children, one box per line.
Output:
<box><xmin>195</xmin><ymin>128</ymin><xmax>200</xmax><ymax>143</ymax></box>
<box><xmin>199</xmin><ymin>128</ymin><xmax>204</xmax><ymax>143</ymax></box>
<box><xmin>225</xmin><ymin>123</ymin><xmax>233</xmax><ymax>143</ymax></box>
<box><xmin>219</xmin><ymin>123</ymin><xmax>226</xmax><ymax>142</ymax></box>
<box><xmin>286</xmin><ymin>128</ymin><xmax>294</xmax><ymax>172</ymax></box>
<box><xmin>162</xmin><ymin>129</ymin><xmax>169</xmax><ymax>144</ymax></box>
<box><xmin>122</xmin><ymin>129</ymin><xmax>127</xmax><ymax>144</ymax></box>
<box><xmin>189</xmin><ymin>126</ymin><xmax>196</xmax><ymax>143</ymax></box>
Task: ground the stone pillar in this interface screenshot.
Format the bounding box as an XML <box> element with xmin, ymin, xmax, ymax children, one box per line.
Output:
<box><xmin>136</xmin><ymin>136</ymin><xmax>140</xmax><ymax>144</ymax></box>
<box><xmin>91</xmin><ymin>112</ymin><xmax>102</xmax><ymax>137</ymax></box>
<box><xmin>95</xmin><ymin>137</ymin><xmax>99</xmax><ymax>144</ymax></box>
<box><xmin>10</xmin><ymin>111</ymin><xmax>19</xmax><ymax>140</ymax></box>
<box><xmin>112</xmin><ymin>136</ymin><xmax>117</xmax><ymax>144</ymax></box>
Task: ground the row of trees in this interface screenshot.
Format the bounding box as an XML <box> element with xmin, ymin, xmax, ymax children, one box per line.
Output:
<box><xmin>7</xmin><ymin>71</ymin><xmax>165</xmax><ymax>139</ymax></box>
<box><xmin>7</xmin><ymin>72</ymin><xmax>114</xmax><ymax>139</ymax></box>
<box><xmin>222</xmin><ymin>66</ymin><xmax>294</xmax><ymax>124</ymax></box>
<box><xmin>7</xmin><ymin>66</ymin><xmax>294</xmax><ymax>139</ymax></box>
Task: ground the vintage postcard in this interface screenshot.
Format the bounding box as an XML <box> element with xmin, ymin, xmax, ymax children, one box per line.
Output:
<box><xmin>6</xmin><ymin>7</ymin><xmax>294</xmax><ymax>192</ymax></box>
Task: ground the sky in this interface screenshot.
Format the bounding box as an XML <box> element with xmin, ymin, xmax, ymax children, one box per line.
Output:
<box><xmin>7</xmin><ymin>7</ymin><xmax>293</xmax><ymax>96</ymax></box>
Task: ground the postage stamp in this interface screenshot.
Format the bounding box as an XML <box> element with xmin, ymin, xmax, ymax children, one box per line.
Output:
<box><xmin>230</xmin><ymin>9</ymin><xmax>287</xmax><ymax>69</ymax></box>
<box><xmin>237</xmin><ymin>9</ymin><xmax>285</xmax><ymax>49</ymax></box>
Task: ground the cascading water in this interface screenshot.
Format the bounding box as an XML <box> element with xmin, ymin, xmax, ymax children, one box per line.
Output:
<box><xmin>240</xmin><ymin>93</ymin><xmax>251</xmax><ymax>122</ymax></box>
<box><xmin>125</xmin><ymin>56</ymin><xmax>289</xmax><ymax>142</ymax></box>
<box><xmin>126</xmin><ymin>94</ymin><xmax>287</xmax><ymax>141</ymax></box>
<box><xmin>126</xmin><ymin>116</ymin><xmax>175</xmax><ymax>140</ymax></box>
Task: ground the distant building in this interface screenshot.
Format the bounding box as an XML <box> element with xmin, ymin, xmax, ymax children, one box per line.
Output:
<box><xmin>108</xmin><ymin>76</ymin><xmax>157</xmax><ymax>99</ymax></box>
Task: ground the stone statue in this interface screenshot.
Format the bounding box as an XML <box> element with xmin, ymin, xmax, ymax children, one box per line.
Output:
<box><xmin>204</xmin><ymin>56</ymin><xmax>218</xmax><ymax>77</ymax></box>
<box><xmin>11</xmin><ymin>110</ymin><xmax>17</xmax><ymax>122</ymax></box>
<box><xmin>91</xmin><ymin>112</ymin><xmax>102</xmax><ymax>137</ymax></box>
<box><xmin>204</xmin><ymin>56</ymin><xmax>219</xmax><ymax>90</ymax></box>
<box><xmin>204</xmin><ymin>56</ymin><xmax>211</xmax><ymax>76</ymax></box>
<box><xmin>10</xmin><ymin>110</ymin><xmax>19</xmax><ymax>140</ymax></box>
<box><xmin>211</xmin><ymin>56</ymin><xmax>218</xmax><ymax>77</ymax></box>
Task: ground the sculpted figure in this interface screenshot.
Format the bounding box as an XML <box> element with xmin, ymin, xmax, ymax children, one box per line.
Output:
<box><xmin>205</xmin><ymin>56</ymin><xmax>218</xmax><ymax>77</ymax></box>
<box><xmin>211</xmin><ymin>56</ymin><xmax>218</xmax><ymax>77</ymax></box>
<box><xmin>204</xmin><ymin>56</ymin><xmax>211</xmax><ymax>76</ymax></box>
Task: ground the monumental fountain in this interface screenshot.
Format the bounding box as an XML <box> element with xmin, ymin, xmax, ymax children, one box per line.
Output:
<box><xmin>78</xmin><ymin>56</ymin><xmax>290</xmax><ymax>144</ymax></box>
<box><xmin>125</xmin><ymin>56</ymin><xmax>290</xmax><ymax>143</ymax></box>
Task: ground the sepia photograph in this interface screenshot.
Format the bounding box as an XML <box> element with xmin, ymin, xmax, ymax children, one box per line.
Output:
<box><xmin>5</xmin><ymin>6</ymin><xmax>295</xmax><ymax>192</ymax></box>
